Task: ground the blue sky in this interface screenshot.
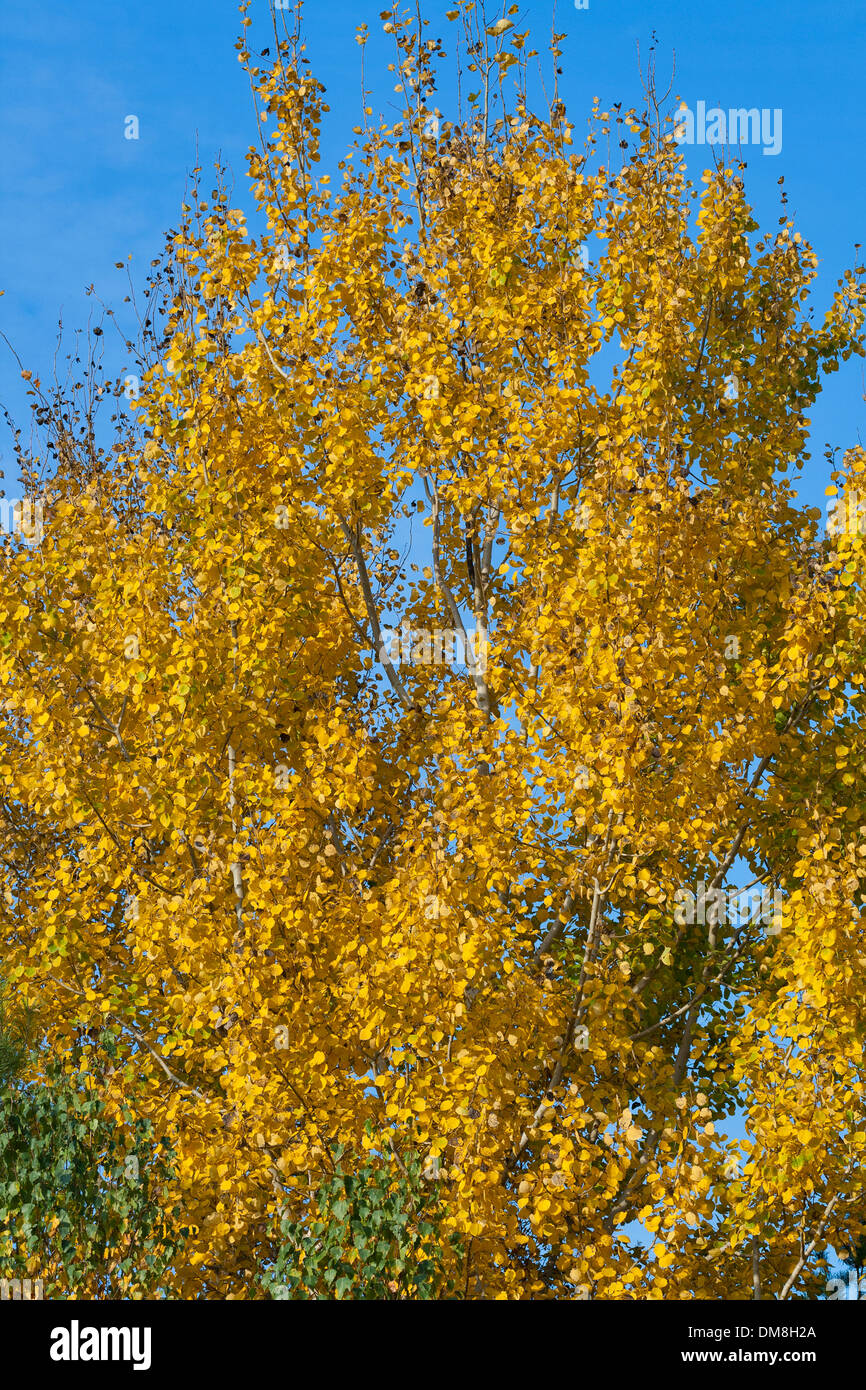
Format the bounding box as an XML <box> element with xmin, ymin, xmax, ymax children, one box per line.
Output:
<box><xmin>2</xmin><ymin>0</ymin><xmax>864</xmax><ymax>500</ymax></box>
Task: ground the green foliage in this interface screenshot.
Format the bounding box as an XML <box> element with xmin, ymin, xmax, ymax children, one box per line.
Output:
<box><xmin>265</xmin><ymin>1141</ymin><xmax>463</xmax><ymax>1301</ymax></box>
<box><xmin>0</xmin><ymin>987</ymin><xmax>36</xmax><ymax>1086</ymax></box>
<box><xmin>0</xmin><ymin>1027</ymin><xmax>187</xmax><ymax>1298</ymax></box>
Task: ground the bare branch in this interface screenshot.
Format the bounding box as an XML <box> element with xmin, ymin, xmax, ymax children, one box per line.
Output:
<box><xmin>338</xmin><ymin>516</ymin><xmax>415</xmax><ymax>713</ymax></box>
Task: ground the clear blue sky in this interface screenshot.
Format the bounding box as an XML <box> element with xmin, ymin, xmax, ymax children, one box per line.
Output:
<box><xmin>1</xmin><ymin>0</ymin><xmax>864</xmax><ymax>504</ymax></box>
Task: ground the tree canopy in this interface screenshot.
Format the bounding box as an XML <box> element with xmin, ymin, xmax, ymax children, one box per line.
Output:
<box><xmin>3</xmin><ymin>0</ymin><xmax>866</xmax><ymax>1298</ymax></box>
